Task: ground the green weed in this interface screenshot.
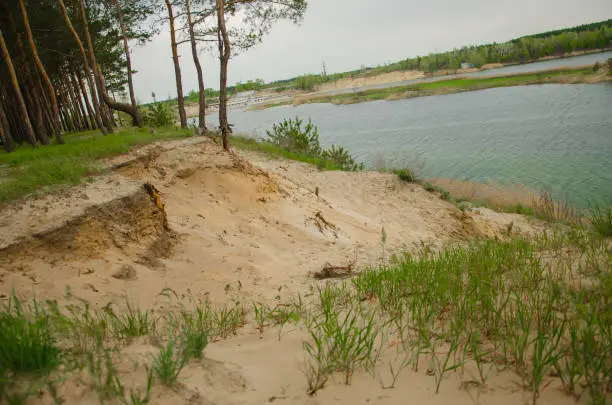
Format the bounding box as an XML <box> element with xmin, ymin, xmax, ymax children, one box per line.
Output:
<box><xmin>0</xmin><ymin>294</ymin><xmax>60</xmax><ymax>376</ymax></box>
<box><xmin>110</xmin><ymin>303</ymin><xmax>157</xmax><ymax>340</ymax></box>
<box><xmin>587</xmin><ymin>204</ymin><xmax>612</xmax><ymax>236</ymax></box>
<box><xmin>152</xmin><ymin>336</ymin><xmax>188</xmax><ymax>387</ymax></box>
<box><xmin>394</xmin><ymin>168</ymin><xmax>418</xmax><ymax>183</ymax></box>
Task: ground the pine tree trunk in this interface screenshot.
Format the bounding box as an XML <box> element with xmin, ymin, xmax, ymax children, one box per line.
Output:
<box><xmin>94</xmin><ymin>64</ymin><xmax>141</xmax><ymax>126</ymax></box>
<box><xmin>77</xmin><ymin>0</ymin><xmax>114</xmax><ymax>133</ymax></box>
<box><xmin>112</xmin><ymin>0</ymin><xmax>142</xmax><ymax>127</ymax></box>
<box><xmin>62</xmin><ymin>72</ymin><xmax>84</xmax><ymax>130</ymax></box>
<box><xmin>113</xmin><ymin>93</ymin><xmax>124</xmax><ymax>126</ymax></box>
<box><xmin>67</xmin><ymin>72</ymin><xmax>89</xmax><ymax>129</ymax></box>
<box><xmin>27</xmin><ymin>83</ymin><xmax>50</xmax><ymax>144</ymax></box>
<box><xmin>58</xmin><ymin>0</ymin><xmax>107</xmax><ymax>134</ymax></box>
<box><xmin>0</xmin><ymin>101</ymin><xmax>15</xmax><ymax>152</ymax></box>
<box><xmin>216</xmin><ymin>0</ymin><xmax>231</xmax><ymax>151</ymax></box>
<box><xmin>19</xmin><ymin>0</ymin><xmax>63</xmax><ymax>144</ymax></box>
<box><xmin>186</xmin><ymin>0</ymin><xmax>206</xmax><ymax>132</ymax></box>
<box><xmin>165</xmin><ymin>0</ymin><xmax>187</xmax><ymax>128</ymax></box>
<box><xmin>0</xmin><ymin>30</ymin><xmax>37</xmax><ymax>147</ymax></box>
<box><xmin>75</xmin><ymin>71</ymin><xmax>97</xmax><ymax>129</ymax></box>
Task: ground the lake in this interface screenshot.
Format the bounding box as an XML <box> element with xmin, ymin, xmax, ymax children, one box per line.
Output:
<box><xmin>319</xmin><ymin>50</ymin><xmax>612</xmax><ymax>96</ymax></box>
<box><xmin>200</xmin><ymin>82</ymin><xmax>612</xmax><ymax>208</ymax></box>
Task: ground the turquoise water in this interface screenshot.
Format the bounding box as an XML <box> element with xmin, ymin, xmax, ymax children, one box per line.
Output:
<box><xmin>203</xmin><ymin>83</ymin><xmax>612</xmax><ymax>207</ymax></box>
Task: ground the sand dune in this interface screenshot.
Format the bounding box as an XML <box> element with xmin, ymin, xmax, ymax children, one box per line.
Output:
<box><xmin>0</xmin><ymin>137</ymin><xmax>562</xmax><ymax>405</ymax></box>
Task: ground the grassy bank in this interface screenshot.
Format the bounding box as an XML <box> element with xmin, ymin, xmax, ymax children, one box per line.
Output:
<box><xmin>0</xmin><ymin>127</ymin><xmax>191</xmax><ymax>203</ymax></box>
<box><xmin>1</xmin><ymin>230</ymin><xmax>610</xmax><ymax>403</ymax></box>
<box><xmin>256</xmin><ymin>67</ymin><xmax>606</xmax><ymax>109</ymax></box>
<box><xmin>231</xmin><ymin>135</ymin><xmax>348</xmax><ymax>171</ymax></box>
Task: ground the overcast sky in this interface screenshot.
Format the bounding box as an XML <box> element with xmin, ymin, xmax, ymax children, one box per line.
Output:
<box><xmin>130</xmin><ymin>0</ymin><xmax>612</xmax><ymax>103</ymax></box>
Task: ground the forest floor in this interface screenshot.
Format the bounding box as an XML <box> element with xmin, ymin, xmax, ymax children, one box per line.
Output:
<box><xmin>0</xmin><ymin>136</ymin><xmax>610</xmax><ymax>405</ymax></box>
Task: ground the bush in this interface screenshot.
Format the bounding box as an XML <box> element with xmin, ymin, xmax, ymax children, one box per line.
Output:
<box><xmin>142</xmin><ymin>103</ymin><xmax>176</xmax><ymax>127</ymax></box>
<box><xmin>323</xmin><ymin>145</ymin><xmax>364</xmax><ymax>171</ymax></box>
<box><xmin>394</xmin><ymin>168</ymin><xmax>418</xmax><ymax>183</ymax></box>
<box><xmin>264</xmin><ymin>117</ymin><xmax>362</xmax><ymax>172</ymax></box>
<box><xmin>266</xmin><ymin>117</ymin><xmax>321</xmax><ymax>156</ymax></box>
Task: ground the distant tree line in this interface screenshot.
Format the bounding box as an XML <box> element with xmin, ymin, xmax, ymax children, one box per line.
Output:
<box><xmin>282</xmin><ymin>19</ymin><xmax>612</xmax><ymax>90</ymax></box>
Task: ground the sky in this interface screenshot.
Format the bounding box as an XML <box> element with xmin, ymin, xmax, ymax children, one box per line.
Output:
<box><xmin>130</xmin><ymin>0</ymin><xmax>612</xmax><ymax>103</ymax></box>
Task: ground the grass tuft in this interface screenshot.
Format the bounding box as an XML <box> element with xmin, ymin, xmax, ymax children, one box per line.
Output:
<box><xmin>0</xmin><ymin>295</ymin><xmax>60</xmax><ymax>377</ymax></box>
<box><xmin>587</xmin><ymin>204</ymin><xmax>612</xmax><ymax>236</ymax></box>
<box><xmin>152</xmin><ymin>336</ymin><xmax>188</xmax><ymax>387</ymax></box>
<box><xmin>394</xmin><ymin>168</ymin><xmax>418</xmax><ymax>183</ymax></box>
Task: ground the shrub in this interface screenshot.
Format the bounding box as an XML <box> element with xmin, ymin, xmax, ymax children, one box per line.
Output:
<box><xmin>266</xmin><ymin>117</ymin><xmax>322</xmax><ymax>156</ymax></box>
<box><xmin>323</xmin><ymin>145</ymin><xmax>364</xmax><ymax>171</ymax></box>
<box><xmin>394</xmin><ymin>168</ymin><xmax>418</xmax><ymax>183</ymax></box>
<box><xmin>142</xmin><ymin>103</ymin><xmax>176</xmax><ymax>127</ymax></box>
<box><xmin>261</xmin><ymin>118</ymin><xmax>362</xmax><ymax>172</ymax></box>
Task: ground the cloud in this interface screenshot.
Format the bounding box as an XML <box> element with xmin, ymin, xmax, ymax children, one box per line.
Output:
<box><xmin>130</xmin><ymin>0</ymin><xmax>612</xmax><ymax>103</ymax></box>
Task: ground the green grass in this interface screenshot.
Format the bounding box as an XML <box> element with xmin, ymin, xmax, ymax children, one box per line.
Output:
<box><xmin>0</xmin><ymin>229</ymin><xmax>610</xmax><ymax>402</ymax></box>
<box><xmin>0</xmin><ymin>127</ymin><xmax>192</xmax><ymax>203</ymax></box>
<box><xmin>303</xmin><ymin>230</ymin><xmax>612</xmax><ymax>402</ymax></box>
<box><xmin>588</xmin><ymin>205</ymin><xmax>612</xmax><ymax>236</ymax></box>
<box><xmin>0</xmin><ymin>295</ymin><xmax>60</xmax><ymax>377</ymax></box>
<box><xmin>0</xmin><ymin>293</ymin><xmax>233</xmax><ymax>402</ymax></box>
<box><xmin>231</xmin><ymin>135</ymin><xmax>349</xmax><ymax>171</ymax></box>
<box><xmin>291</xmin><ymin>67</ymin><xmax>598</xmax><ymax>107</ymax></box>
<box><xmin>394</xmin><ymin>168</ymin><xmax>419</xmax><ymax>183</ymax></box>
<box><xmin>152</xmin><ymin>336</ymin><xmax>188</xmax><ymax>387</ymax></box>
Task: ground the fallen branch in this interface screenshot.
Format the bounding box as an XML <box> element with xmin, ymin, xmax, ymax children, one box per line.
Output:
<box><xmin>313</xmin><ymin>261</ymin><xmax>355</xmax><ymax>280</ymax></box>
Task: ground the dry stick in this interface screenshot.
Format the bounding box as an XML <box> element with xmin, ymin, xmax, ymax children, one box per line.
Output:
<box><xmin>57</xmin><ymin>0</ymin><xmax>107</xmax><ymax>134</ymax></box>
<box><xmin>165</xmin><ymin>0</ymin><xmax>188</xmax><ymax>128</ymax></box>
<box><xmin>19</xmin><ymin>0</ymin><xmax>63</xmax><ymax>143</ymax></box>
<box><xmin>0</xmin><ymin>30</ymin><xmax>37</xmax><ymax>147</ymax></box>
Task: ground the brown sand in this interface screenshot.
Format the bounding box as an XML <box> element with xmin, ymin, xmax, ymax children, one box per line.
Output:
<box><xmin>316</xmin><ymin>71</ymin><xmax>425</xmax><ymax>92</ymax></box>
<box><xmin>0</xmin><ymin>138</ymin><xmax>567</xmax><ymax>405</ymax></box>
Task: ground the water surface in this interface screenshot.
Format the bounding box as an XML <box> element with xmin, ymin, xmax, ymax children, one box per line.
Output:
<box><xmin>206</xmin><ymin>83</ymin><xmax>612</xmax><ymax>207</ymax></box>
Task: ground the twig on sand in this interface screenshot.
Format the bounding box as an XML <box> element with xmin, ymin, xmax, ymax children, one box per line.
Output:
<box><xmin>313</xmin><ymin>261</ymin><xmax>355</xmax><ymax>280</ymax></box>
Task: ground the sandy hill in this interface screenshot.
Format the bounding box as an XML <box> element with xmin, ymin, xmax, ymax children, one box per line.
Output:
<box><xmin>0</xmin><ymin>137</ymin><xmax>562</xmax><ymax>405</ymax></box>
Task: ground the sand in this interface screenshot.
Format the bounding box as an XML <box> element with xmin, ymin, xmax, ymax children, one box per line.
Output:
<box><xmin>0</xmin><ymin>137</ymin><xmax>568</xmax><ymax>405</ymax></box>
<box><xmin>316</xmin><ymin>71</ymin><xmax>425</xmax><ymax>93</ymax></box>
